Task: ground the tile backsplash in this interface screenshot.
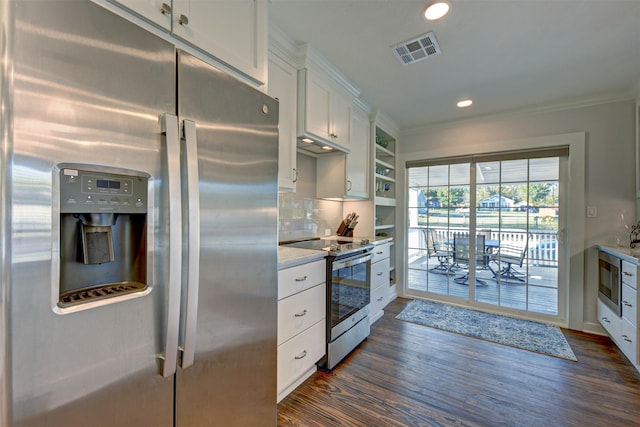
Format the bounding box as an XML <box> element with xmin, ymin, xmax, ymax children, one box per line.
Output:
<box><xmin>278</xmin><ymin>153</ymin><xmax>343</xmax><ymax>242</ymax></box>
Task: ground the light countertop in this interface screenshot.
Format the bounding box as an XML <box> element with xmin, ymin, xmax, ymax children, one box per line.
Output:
<box><xmin>278</xmin><ymin>246</ymin><xmax>326</xmax><ymax>270</ymax></box>
<box><xmin>596</xmin><ymin>244</ymin><xmax>640</xmax><ymax>264</ymax></box>
<box><xmin>277</xmin><ymin>235</ymin><xmax>393</xmax><ymax>270</ymax></box>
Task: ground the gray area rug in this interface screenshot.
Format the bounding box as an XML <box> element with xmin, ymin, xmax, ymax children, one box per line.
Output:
<box><xmin>396</xmin><ymin>299</ymin><xmax>577</xmax><ymax>361</ymax></box>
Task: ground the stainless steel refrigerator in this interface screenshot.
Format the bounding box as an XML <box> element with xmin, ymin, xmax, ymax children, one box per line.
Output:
<box><xmin>0</xmin><ymin>1</ymin><xmax>278</xmax><ymax>426</ymax></box>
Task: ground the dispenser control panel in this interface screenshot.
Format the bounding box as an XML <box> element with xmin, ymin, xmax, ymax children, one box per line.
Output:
<box><xmin>59</xmin><ymin>167</ymin><xmax>148</xmax><ymax>214</ymax></box>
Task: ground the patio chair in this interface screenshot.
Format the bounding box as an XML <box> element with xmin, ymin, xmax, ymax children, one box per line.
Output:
<box><xmin>423</xmin><ymin>228</ymin><xmax>453</xmax><ymax>273</ymax></box>
<box><xmin>452</xmin><ymin>235</ymin><xmax>487</xmax><ymax>286</ymax></box>
<box><xmin>492</xmin><ymin>235</ymin><xmax>530</xmax><ymax>282</ymax></box>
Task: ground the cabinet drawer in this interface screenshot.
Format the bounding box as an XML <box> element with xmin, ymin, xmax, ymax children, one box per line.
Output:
<box><xmin>370</xmin><ymin>282</ymin><xmax>387</xmax><ymax>320</ymax></box>
<box><xmin>598</xmin><ymin>298</ymin><xmax>622</xmax><ymax>340</ymax></box>
<box><xmin>372</xmin><ymin>243</ymin><xmax>390</xmax><ymax>263</ymax></box>
<box><xmin>277</xmin><ymin>320</ymin><xmax>325</xmax><ymax>394</ymax></box>
<box><xmin>622</xmin><ymin>282</ymin><xmax>637</xmax><ymax>326</ymax></box>
<box><xmin>278</xmin><ymin>259</ymin><xmax>325</xmax><ymax>299</ymax></box>
<box><xmin>372</xmin><ymin>257</ymin><xmax>390</xmax><ymax>287</ymax></box>
<box><xmin>622</xmin><ymin>260</ymin><xmax>637</xmax><ymax>289</ymax></box>
<box><xmin>278</xmin><ymin>283</ymin><xmax>326</xmax><ymax>345</ymax></box>
<box><xmin>620</xmin><ymin>317</ymin><xmax>638</xmax><ymax>365</ymax></box>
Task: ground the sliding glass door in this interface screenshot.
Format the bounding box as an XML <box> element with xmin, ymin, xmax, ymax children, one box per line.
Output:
<box><xmin>407</xmin><ymin>151</ymin><xmax>564</xmax><ymax>318</ymax></box>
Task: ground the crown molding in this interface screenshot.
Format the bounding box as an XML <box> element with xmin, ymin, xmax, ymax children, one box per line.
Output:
<box><xmin>298</xmin><ymin>44</ymin><xmax>360</xmax><ymax>98</ymax></box>
<box><xmin>268</xmin><ymin>22</ymin><xmax>301</xmax><ymax>67</ymax></box>
<box><xmin>371</xmin><ymin>109</ymin><xmax>400</xmax><ymax>138</ymax></box>
<box><xmin>401</xmin><ymin>90</ymin><xmax>637</xmax><ymax>137</ymax></box>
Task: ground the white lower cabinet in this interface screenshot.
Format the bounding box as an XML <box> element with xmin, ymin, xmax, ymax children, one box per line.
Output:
<box><xmin>277</xmin><ymin>260</ymin><xmax>326</xmax><ymax>402</ymax></box>
<box><xmin>277</xmin><ymin>320</ymin><xmax>325</xmax><ymax>402</ymax></box>
<box><xmin>369</xmin><ymin>242</ymin><xmax>390</xmax><ymax>324</ymax></box>
<box><xmin>620</xmin><ymin>317</ymin><xmax>637</xmax><ymax>364</ymax></box>
<box><xmin>598</xmin><ymin>299</ymin><xmax>622</xmax><ymax>344</ymax></box>
<box><xmin>597</xmin><ymin>250</ymin><xmax>639</xmax><ymax>370</ymax></box>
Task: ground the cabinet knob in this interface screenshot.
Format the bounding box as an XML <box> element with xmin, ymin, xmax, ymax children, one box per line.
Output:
<box><xmin>160</xmin><ymin>3</ymin><xmax>172</xmax><ymax>15</ymax></box>
<box><xmin>178</xmin><ymin>14</ymin><xmax>189</xmax><ymax>25</ymax></box>
<box><xmin>330</xmin><ymin>132</ymin><xmax>338</xmax><ymax>139</ymax></box>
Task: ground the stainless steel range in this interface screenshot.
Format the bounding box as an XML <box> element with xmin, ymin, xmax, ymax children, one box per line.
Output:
<box><xmin>282</xmin><ymin>238</ymin><xmax>374</xmax><ymax>370</ymax></box>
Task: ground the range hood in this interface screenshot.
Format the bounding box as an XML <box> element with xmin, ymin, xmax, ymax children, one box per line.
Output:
<box><xmin>296</xmin><ymin>136</ymin><xmax>350</xmax><ymax>156</ymax></box>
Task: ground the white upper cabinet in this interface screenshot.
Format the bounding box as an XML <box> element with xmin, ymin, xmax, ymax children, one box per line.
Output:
<box><xmin>105</xmin><ymin>0</ymin><xmax>267</xmax><ymax>84</ymax></box>
<box><xmin>108</xmin><ymin>0</ymin><xmax>172</xmax><ymax>30</ymax></box>
<box><xmin>172</xmin><ymin>0</ymin><xmax>267</xmax><ymax>84</ymax></box>
<box><xmin>297</xmin><ymin>68</ymin><xmax>353</xmax><ymax>152</ymax></box>
<box><xmin>316</xmin><ymin>104</ymin><xmax>370</xmax><ymax>200</ymax></box>
<box><xmin>346</xmin><ymin>105</ymin><xmax>370</xmax><ymax>198</ymax></box>
<box><xmin>268</xmin><ymin>52</ymin><xmax>298</xmax><ymax>192</ymax></box>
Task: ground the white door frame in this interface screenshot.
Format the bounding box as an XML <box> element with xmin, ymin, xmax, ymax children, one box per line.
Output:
<box><xmin>397</xmin><ymin>132</ymin><xmax>586</xmax><ymax>328</ymax></box>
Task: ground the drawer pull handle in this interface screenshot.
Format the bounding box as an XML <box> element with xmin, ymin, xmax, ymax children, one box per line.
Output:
<box><xmin>601</xmin><ymin>317</ymin><xmax>610</xmax><ymax>323</ymax></box>
<box><xmin>160</xmin><ymin>3</ymin><xmax>172</xmax><ymax>15</ymax></box>
<box><xmin>622</xmin><ymin>335</ymin><xmax>633</xmax><ymax>343</ymax></box>
<box><xmin>295</xmin><ymin>276</ymin><xmax>308</xmax><ymax>282</ymax></box>
<box><xmin>294</xmin><ymin>309</ymin><xmax>308</xmax><ymax>317</ymax></box>
<box><xmin>623</xmin><ymin>301</ymin><xmax>633</xmax><ymax>307</ymax></box>
<box><xmin>294</xmin><ymin>350</ymin><xmax>308</xmax><ymax>360</ymax></box>
<box><xmin>376</xmin><ymin>251</ymin><xmax>383</xmax><ymax>255</ymax></box>
<box><xmin>623</xmin><ymin>271</ymin><xmax>633</xmax><ymax>276</ymax></box>
<box><xmin>377</xmin><ymin>272</ymin><xmax>384</xmax><ymax>276</ymax></box>
<box><xmin>377</xmin><ymin>297</ymin><xmax>384</xmax><ymax>301</ymax></box>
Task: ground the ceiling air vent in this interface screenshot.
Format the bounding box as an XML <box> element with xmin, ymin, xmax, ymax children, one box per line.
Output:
<box><xmin>391</xmin><ymin>31</ymin><xmax>441</xmax><ymax>66</ymax></box>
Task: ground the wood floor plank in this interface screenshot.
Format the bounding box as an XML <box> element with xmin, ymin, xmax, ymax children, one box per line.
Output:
<box><xmin>278</xmin><ymin>297</ymin><xmax>640</xmax><ymax>426</ymax></box>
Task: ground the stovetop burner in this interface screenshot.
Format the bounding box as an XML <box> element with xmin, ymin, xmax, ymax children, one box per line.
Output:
<box><xmin>281</xmin><ymin>237</ymin><xmax>373</xmax><ymax>258</ymax></box>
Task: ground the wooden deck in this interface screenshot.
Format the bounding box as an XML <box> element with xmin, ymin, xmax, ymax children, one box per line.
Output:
<box><xmin>277</xmin><ymin>298</ymin><xmax>640</xmax><ymax>426</ymax></box>
<box><xmin>407</xmin><ymin>254</ymin><xmax>559</xmax><ymax>316</ymax></box>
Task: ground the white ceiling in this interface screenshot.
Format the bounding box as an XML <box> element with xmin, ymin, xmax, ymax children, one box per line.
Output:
<box><xmin>269</xmin><ymin>0</ymin><xmax>640</xmax><ymax>130</ymax></box>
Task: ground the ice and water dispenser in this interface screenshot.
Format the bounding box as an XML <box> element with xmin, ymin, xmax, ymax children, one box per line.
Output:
<box><xmin>57</xmin><ymin>166</ymin><xmax>150</xmax><ymax>309</ymax></box>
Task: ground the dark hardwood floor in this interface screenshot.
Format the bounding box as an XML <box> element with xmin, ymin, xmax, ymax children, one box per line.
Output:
<box><xmin>277</xmin><ymin>297</ymin><xmax>640</xmax><ymax>426</ymax></box>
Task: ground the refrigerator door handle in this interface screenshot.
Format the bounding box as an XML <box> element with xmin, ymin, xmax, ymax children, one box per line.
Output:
<box><xmin>160</xmin><ymin>113</ymin><xmax>182</xmax><ymax>377</ymax></box>
<box><xmin>179</xmin><ymin>119</ymin><xmax>200</xmax><ymax>369</ymax></box>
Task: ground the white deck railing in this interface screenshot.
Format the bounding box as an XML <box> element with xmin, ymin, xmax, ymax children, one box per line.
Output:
<box><xmin>426</xmin><ymin>227</ymin><xmax>558</xmax><ymax>267</ymax></box>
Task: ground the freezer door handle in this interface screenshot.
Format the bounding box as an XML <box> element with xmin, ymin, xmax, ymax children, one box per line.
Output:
<box><xmin>179</xmin><ymin>119</ymin><xmax>200</xmax><ymax>369</ymax></box>
<box><xmin>160</xmin><ymin>113</ymin><xmax>182</xmax><ymax>377</ymax></box>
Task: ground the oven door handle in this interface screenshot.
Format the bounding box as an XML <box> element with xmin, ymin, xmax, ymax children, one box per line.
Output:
<box><xmin>332</xmin><ymin>252</ymin><xmax>373</xmax><ymax>270</ymax></box>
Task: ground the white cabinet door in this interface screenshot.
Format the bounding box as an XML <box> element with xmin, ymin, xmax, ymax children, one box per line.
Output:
<box><xmin>303</xmin><ymin>69</ymin><xmax>333</xmax><ymax>141</ymax></box>
<box><xmin>298</xmin><ymin>68</ymin><xmax>353</xmax><ymax>152</ymax></box>
<box><xmin>108</xmin><ymin>0</ymin><xmax>172</xmax><ymax>30</ymax></box>
<box><xmin>346</xmin><ymin>107</ymin><xmax>369</xmax><ymax>198</ymax></box>
<box><xmin>268</xmin><ymin>53</ymin><xmax>297</xmax><ymax>191</ymax></box>
<box><xmin>331</xmin><ymin>87</ymin><xmax>352</xmax><ymax>150</ymax></box>
<box><xmin>172</xmin><ymin>0</ymin><xmax>267</xmax><ymax>84</ymax></box>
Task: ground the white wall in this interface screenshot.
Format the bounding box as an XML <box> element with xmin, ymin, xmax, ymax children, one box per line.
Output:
<box><xmin>398</xmin><ymin>99</ymin><xmax>637</xmax><ymax>332</ymax></box>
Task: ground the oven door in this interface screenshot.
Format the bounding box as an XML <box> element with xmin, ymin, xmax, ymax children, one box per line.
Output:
<box><xmin>330</xmin><ymin>252</ymin><xmax>373</xmax><ymax>332</ymax></box>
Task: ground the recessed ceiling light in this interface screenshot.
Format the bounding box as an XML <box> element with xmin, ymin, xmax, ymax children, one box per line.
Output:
<box><xmin>424</xmin><ymin>1</ymin><xmax>451</xmax><ymax>21</ymax></box>
<box><xmin>301</xmin><ymin>138</ymin><xmax>314</xmax><ymax>144</ymax></box>
<box><xmin>321</xmin><ymin>146</ymin><xmax>333</xmax><ymax>151</ymax></box>
<box><xmin>457</xmin><ymin>99</ymin><xmax>473</xmax><ymax>108</ymax></box>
